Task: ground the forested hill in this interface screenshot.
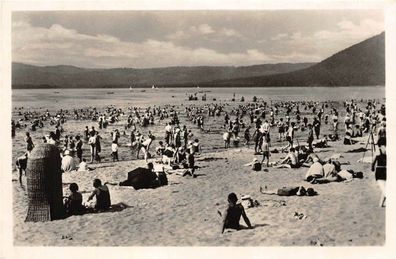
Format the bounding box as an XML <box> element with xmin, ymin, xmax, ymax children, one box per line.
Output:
<box><xmin>207</xmin><ymin>32</ymin><xmax>385</xmax><ymax>87</ymax></box>
<box><xmin>12</xmin><ymin>62</ymin><xmax>314</xmax><ymax>89</ymax></box>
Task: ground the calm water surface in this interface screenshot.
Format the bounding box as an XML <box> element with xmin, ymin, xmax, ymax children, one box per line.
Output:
<box><xmin>12</xmin><ymin>86</ymin><xmax>385</xmax><ymax>110</ymax></box>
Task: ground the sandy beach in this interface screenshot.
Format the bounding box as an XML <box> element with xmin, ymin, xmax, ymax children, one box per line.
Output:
<box><xmin>12</xmin><ymin>131</ymin><xmax>385</xmax><ymax>246</ymax></box>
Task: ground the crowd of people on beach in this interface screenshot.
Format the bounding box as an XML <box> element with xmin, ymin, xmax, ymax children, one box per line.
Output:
<box><xmin>13</xmin><ymin>95</ymin><xmax>386</xmax><ymax>231</ymax></box>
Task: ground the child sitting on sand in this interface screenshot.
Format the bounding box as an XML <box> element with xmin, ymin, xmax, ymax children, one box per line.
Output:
<box><xmin>64</xmin><ymin>183</ymin><xmax>84</xmax><ymax>216</ymax></box>
<box><xmin>78</xmin><ymin>158</ymin><xmax>92</xmax><ymax>171</ymax></box>
<box><xmin>221</xmin><ymin>193</ymin><xmax>252</xmax><ymax>234</ymax></box>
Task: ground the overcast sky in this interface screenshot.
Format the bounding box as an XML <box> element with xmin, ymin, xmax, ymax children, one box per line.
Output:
<box><xmin>12</xmin><ymin>10</ymin><xmax>383</xmax><ymax>68</ymax></box>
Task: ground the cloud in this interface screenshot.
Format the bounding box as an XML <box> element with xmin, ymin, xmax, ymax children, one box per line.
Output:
<box><xmin>12</xmin><ymin>21</ymin><xmax>273</xmax><ymax>68</ymax></box>
<box><xmin>197</xmin><ymin>24</ymin><xmax>214</xmax><ymax>34</ymax></box>
<box><xmin>270</xmin><ymin>33</ymin><xmax>288</xmax><ymax>41</ymax></box>
<box><xmin>166</xmin><ymin>24</ymin><xmax>242</xmax><ymax>42</ymax></box>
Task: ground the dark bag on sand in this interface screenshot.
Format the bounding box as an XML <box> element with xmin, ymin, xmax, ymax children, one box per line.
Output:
<box><xmin>252</xmin><ymin>162</ymin><xmax>262</xmax><ymax>171</ymax></box>
<box><xmin>157</xmin><ymin>171</ymin><xmax>168</xmax><ymax>186</ymax></box>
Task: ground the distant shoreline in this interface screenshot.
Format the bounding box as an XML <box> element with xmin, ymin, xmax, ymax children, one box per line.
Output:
<box><xmin>11</xmin><ymin>85</ymin><xmax>385</xmax><ymax>90</ymax></box>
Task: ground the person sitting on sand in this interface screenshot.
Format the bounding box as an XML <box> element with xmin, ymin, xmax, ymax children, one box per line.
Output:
<box><xmin>162</xmin><ymin>144</ymin><xmax>176</xmax><ymax>165</ymax></box>
<box><xmin>314</xmin><ymin>135</ymin><xmax>329</xmax><ymax>148</ymax></box>
<box><xmin>343</xmin><ymin>125</ymin><xmax>355</xmax><ymax>145</ymax></box>
<box><xmin>64</xmin><ymin>183</ymin><xmax>84</xmax><ymax>216</ymax></box>
<box><xmin>191</xmin><ymin>139</ymin><xmax>201</xmax><ymax>155</ymax></box>
<box><xmin>302</xmin><ymin>151</ymin><xmax>323</xmax><ymax>167</ymax></box>
<box><xmin>87</xmin><ymin>179</ymin><xmax>111</xmax><ymax>211</ymax></box>
<box><xmin>353</xmin><ymin>124</ymin><xmax>363</xmax><ymax>138</ymax></box>
<box><xmin>309</xmin><ymin>159</ymin><xmax>342</xmax><ymax>184</ymax></box>
<box><xmin>61</xmin><ymin>150</ymin><xmax>76</xmax><ymax>172</ymax></box>
<box><xmin>156</xmin><ymin>141</ymin><xmax>166</xmax><ymax>156</ymax></box>
<box><xmin>274</xmin><ymin>148</ymin><xmax>300</xmax><ymax>168</ymax></box>
<box><xmin>221</xmin><ymin>193</ymin><xmax>252</xmax><ymax>234</ymax></box>
<box><xmin>78</xmin><ymin>158</ymin><xmax>91</xmax><ymax>171</ymax></box>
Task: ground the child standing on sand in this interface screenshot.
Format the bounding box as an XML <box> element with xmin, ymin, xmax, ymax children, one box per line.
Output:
<box><xmin>261</xmin><ymin>134</ymin><xmax>270</xmax><ymax>167</ymax></box>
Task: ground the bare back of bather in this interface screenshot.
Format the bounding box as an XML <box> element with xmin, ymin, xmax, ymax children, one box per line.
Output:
<box><xmin>223</xmin><ymin>203</ymin><xmax>245</xmax><ymax>229</ymax></box>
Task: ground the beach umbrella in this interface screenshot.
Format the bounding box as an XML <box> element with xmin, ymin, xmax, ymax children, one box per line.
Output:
<box><xmin>25</xmin><ymin>144</ymin><xmax>65</xmax><ymax>222</ymax></box>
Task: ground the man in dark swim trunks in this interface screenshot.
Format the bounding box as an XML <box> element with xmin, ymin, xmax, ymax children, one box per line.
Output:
<box><xmin>372</xmin><ymin>139</ymin><xmax>386</xmax><ymax>207</ymax></box>
<box><xmin>221</xmin><ymin>193</ymin><xmax>252</xmax><ymax>234</ymax></box>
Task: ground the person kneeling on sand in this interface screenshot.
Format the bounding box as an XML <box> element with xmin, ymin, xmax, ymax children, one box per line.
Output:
<box><xmin>221</xmin><ymin>193</ymin><xmax>252</xmax><ymax>234</ymax></box>
<box><xmin>274</xmin><ymin>148</ymin><xmax>300</xmax><ymax>168</ymax></box>
<box><xmin>87</xmin><ymin>179</ymin><xmax>111</xmax><ymax>212</ymax></box>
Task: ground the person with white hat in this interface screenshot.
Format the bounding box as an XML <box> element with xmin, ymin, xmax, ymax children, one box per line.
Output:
<box><xmin>61</xmin><ymin>149</ymin><xmax>76</xmax><ymax>172</ymax></box>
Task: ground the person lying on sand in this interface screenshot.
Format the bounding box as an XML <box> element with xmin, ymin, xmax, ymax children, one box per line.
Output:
<box><xmin>244</xmin><ymin>158</ymin><xmax>262</xmax><ymax>171</ymax></box>
<box><xmin>87</xmin><ymin>179</ymin><xmax>111</xmax><ymax>211</ymax></box>
<box><xmin>304</xmin><ymin>158</ymin><xmax>324</xmax><ymax>182</ymax></box>
<box><xmin>221</xmin><ymin>193</ymin><xmax>252</xmax><ymax>234</ymax></box>
<box><xmin>259</xmin><ymin>186</ymin><xmax>317</xmax><ymax>196</ymax></box>
<box><xmin>307</xmin><ymin>158</ymin><xmax>362</xmax><ymax>184</ymax></box>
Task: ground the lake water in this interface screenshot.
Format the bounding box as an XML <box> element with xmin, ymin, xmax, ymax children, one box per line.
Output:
<box><xmin>12</xmin><ymin>86</ymin><xmax>385</xmax><ymax>110</ymax></box>
<box><xmin>11</xmin><ymin>86</ymin><xmax>385</xmax><ymax>164</ymax></box>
